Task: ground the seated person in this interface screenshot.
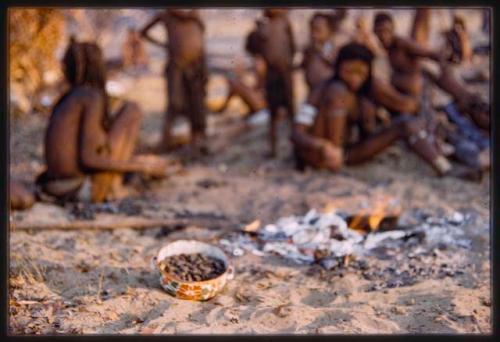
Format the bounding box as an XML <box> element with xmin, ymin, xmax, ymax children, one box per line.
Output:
<box><xmin>291</xmin><ymin>43</ymin><xmax>481</xmax><ymax>180</ymax></box>
<box><xmin>374</xmin><ymin>11</ymin><xmax>489</xmax><ymax>170</ymax></box>
<box><xmin>215</xmin><ymin>19</ymin><xmax>268</xmax><ymax>119</ymax></box>
<box><xmin>373</xmin><ymin>11</ymin><xmax>443</xmax><ymax>99</ymax></box>
<box><xmin>36</xmin><ymin>39</ymin><xmax>167</xmax><ymax>203</ymax></box>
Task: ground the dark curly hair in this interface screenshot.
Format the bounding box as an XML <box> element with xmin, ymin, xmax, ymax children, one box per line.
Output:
<box><xmin>332</xmin><ymin>42</ymin><xmax>374</xmax><ymax>95</ymax></box>
<box><xmin>60</xmin><ymin>38</ymin><xmax>110</xmax><ymax>128</ymax></box>
<box><xmin>374</xmin><ymin>11</ymin><xmax>393</xmax><ymax>27</ymax></box>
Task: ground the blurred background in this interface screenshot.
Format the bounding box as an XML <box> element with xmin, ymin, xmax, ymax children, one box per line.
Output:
<box><xmin>8</xmin><ymin>8</ymin><xmax>489</xmax><ymax>117</ymax></box>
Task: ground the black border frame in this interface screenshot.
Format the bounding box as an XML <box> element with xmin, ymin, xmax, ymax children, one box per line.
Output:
<box><xmin>1</xmin><ymin>0</ymin><xmax>498</xmax><ymax>340</ymax></box>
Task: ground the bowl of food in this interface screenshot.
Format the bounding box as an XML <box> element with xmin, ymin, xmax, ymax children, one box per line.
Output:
<box><xmin>151</xmin><ymin>240</ymin><xmax>234</xmax><ymax>301</ymax></box>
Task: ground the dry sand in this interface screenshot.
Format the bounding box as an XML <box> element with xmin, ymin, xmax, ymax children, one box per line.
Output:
<box><xmin>9</xmin><ymin>8</ymin><xmax>491</xmax><ymax>335</ymax></box>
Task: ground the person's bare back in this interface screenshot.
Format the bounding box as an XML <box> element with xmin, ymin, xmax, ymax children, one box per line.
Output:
<box><xmin>44</xmin><ymin>87</ymin><xmax>106</xmax><ymax>180</ymax></box>
<box><xmin>39</xmin><ymin>40</ymin><xmax>167</xmax><ymax>203</ymax></box>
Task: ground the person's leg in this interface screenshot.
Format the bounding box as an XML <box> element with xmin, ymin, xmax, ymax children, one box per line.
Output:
<box><xmin>346</xmin><ymin>115</ymin><xmax>451</xmax><ymax>175</ymax></box>
<box><xmin>230</xmin><ymin>77</ymin><xmax>267</xmax><ymax>114</ymax></box>
<box><xmin>265</xmin><ymin>65</ymin><xmax>288</xmax><ymax>158</ymax></box>
<box><xmin>160</xmin><ymin>62</ymin><xmax>184</xmax><ymax>151</ymax></box>
<box><xmin>214</xmin><ymin>77</ymin><xmax>236</xmax><ymax>114</ymax></box>
<box><xmin>426</xmin><ymin>65</ymin><xmax>490</xmax><ymax>131</ymax></box>
<box><xmin>91</xmin><ymin>102</ymin><xmax>142</xmax><ymax>202</ymax></box>
<box><xmin>187</xmin><ymin>59</ymin><xmax>208</xmax><ymax>155</ymax></box>
<box><xmin>284</xmin><ymin>67</ymin><xmax>295</xmax><ymax>126</ymax></box>
<box><xmin>344</xmin><ymin>122</ymin><xmax>401</xmax><ymax>165</ymax></box>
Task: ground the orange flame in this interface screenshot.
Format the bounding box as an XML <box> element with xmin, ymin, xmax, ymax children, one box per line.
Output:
<box><xmin>348</xmin><ymin>195</ymin><xmax>401</xmax><ymax>232</ymax></box>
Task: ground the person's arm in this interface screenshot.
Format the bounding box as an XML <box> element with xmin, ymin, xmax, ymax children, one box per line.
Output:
<box><xmin>140</xmin><ymin>13</ymin><xmax>168</xmax><ymax>49</ymax></box>
<box><xmin>292</xmin><ymin>84</ymin><xmax>348</xmax><ymax>171</ymax></box>
<box><xmin>370</xmin><ymin>77</ymin><xmax>419</xmax><ymax>114</ymax></box>
<box><xmin>399</xmin><ymin>37</ymin><xmax>441</xmax><ymax>61</ymax></box>
<box><xmin>291</xmin><ymin>123</ymin><xmax>329</xmax><ymax>169</ymax></box>
<box><xmin>78</xmin><ymin>92</ymin><xmax>160</xmax><ymax>174</ymax></box>
<box><xmin>455</xmin><ymin>26</ymin><xmax>472</xmax><ymax>63</ymax></box>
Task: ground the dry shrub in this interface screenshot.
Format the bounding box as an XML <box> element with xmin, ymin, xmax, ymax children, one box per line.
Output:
<box><xmin>9</xmin><ymin>8</ymin><xmax>65</xmax><ymax>116</ymax></box>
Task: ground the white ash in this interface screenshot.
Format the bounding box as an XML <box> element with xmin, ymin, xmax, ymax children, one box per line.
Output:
<box><xmin>219</xmin><ymin>208</ymin><xmax>474</xmax><ymax>265</ymax></box>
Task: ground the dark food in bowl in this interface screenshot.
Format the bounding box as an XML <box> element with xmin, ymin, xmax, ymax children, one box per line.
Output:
<box><xmin>159</xmin><ymin>253</ymin><xmax>226</xmax><ymax>282</ymax></box>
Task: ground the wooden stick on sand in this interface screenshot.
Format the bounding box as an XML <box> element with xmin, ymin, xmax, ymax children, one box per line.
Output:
<box><xmin>11</xmin><ymin>215</ymin><xmax>237</xmax><ymax>231</ymax></box>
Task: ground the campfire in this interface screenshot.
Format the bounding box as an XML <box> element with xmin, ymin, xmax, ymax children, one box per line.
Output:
<box><xmin>219</xmin><ymin>196</ymin><xmax>469</xmax><ymax>270</ymax></box>
<box><xmin>220</xmin><ymin>197</ymin><xmax>412</xmax><ymax>268</ymax></box>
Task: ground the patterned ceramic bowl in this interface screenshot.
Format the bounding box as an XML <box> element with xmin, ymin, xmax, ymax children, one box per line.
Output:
<box><xmin>151</xmin><ymin>240</ymin><xmax>234</xmax><ymax>301</ymax></box>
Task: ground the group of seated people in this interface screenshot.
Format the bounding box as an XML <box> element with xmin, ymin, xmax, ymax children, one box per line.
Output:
<box><xmin>10</xmin><ymin>9</ymin><xmax>490</xmax><ymax>211</ymax></box>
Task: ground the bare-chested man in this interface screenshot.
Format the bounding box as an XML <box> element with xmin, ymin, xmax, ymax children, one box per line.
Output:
<box><xmin>258</xmin><ymin>8</ymin><xmax>296</xmax><ymax>157</ymax></box>
<box><xmin>36</xmin><ymin>40</ymin><xmax>167</xmax><ymax>203</ymax></box>
<box><xmin>141</xmin><ymin>9</ymin><xmax>208</xmax><ymax>154</ymax></box>
<box><xmin>373</xmin><ymin>11</ymin><xmax>443</xmax><ymax>99</ymax></box>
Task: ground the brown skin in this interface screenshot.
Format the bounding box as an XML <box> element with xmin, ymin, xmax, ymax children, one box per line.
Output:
<box><xmin>374</xmin><ymin>19</ymin><xmax>442</xmax><ymax>98</ymax></box>
<box><xmin>141</xmin><ymin>10</ymin><xmax>204</xmax><ymax>65</ymax></box>
<box><xmin>259</xmin><ymin>9</ymin><xmax>296</xmax><ymax>157</ymax></box>
<box><xmin>376</xmin><ymin>16</ymin><xmax>488</xmax><ymax>131</ymax></box>
<box><xmin>43</xmin><ymin>86</ymin><xmax>166</xmax><ymax>202</ymax></box>
<box><xmin>141</xmin><ymin>10</ymin><xmax>206</xmax><ymax>151</ymax></box>
<box><xmin>122</xmin><ymin>29</ymin><xmax>148</xmax><ymax>68</ymax></box>
<box><xmin>424</xmin><ymin>64</ymin><xmax>489</xmax><ymax>131</ymax></box>
<box><xmin>292</xmin><ymin>59</ymin><xmax>446</xmax><ymax>174</ymax></box>
<box><xmin>302</xmin><ymin>15</ymin><xmax>335</xmax><ymax>92</ymax></box>
<box><xmin>353</xmin><ymin>16</ymin><xmax>380</xmax><ymax>56</ymax></box>
<box><xmin>411</xmin><ymin>8</ymin><xmax>432</xmax><ymax>47</ymax></box>
<box><xmin>10</xmin><ymin>180</ymin><xmax>35</xmax><ymax>210</ymax></box>
<box><xmin>443</xmin><ymin>17</ymin><xmax>473</xmax><ymax>64</ymax></box>
<box><xmin>216</xmin><ymin>56</ymin><xmax>267</xmax><ymax>116</ymax></box>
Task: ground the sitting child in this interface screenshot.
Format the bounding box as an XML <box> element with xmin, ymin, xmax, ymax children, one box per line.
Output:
<box><xmin>215</xmin><ymin>18</ymin><xmax>268</xmax><ymax>121</ymax></box>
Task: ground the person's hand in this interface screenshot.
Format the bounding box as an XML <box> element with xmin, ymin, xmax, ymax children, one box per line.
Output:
<box><xmin>320</xmin><ymin>140</ymin><xmax>343</xmax><ymax>172</ymax></box>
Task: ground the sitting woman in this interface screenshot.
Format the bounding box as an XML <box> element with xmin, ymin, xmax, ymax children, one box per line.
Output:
<box><xmin>36</xmin><ymin>39</ymin><xmax>167</xmax><ymax>203</ymax></box>
<box><xmin>291</xmin><ymin>42</ymin><xmax>480</xmax><ymax>180</ymax></box>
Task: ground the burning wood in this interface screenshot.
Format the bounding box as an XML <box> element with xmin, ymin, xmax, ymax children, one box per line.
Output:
<box><xmin>346</xmin><ymin>214</ymin><xmax>400</xmax><ymax>232</ymax></box>
<box><xmin>325</xmin><ymin>195</ymin><xmax>402</xmax><ymax>233</ymax></box>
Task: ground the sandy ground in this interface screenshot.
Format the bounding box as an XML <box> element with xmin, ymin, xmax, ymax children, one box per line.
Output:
<box><xmin>9</xmin><ymin>9</ymin><xmax>491</xmax><ymax>335</ymax></box>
